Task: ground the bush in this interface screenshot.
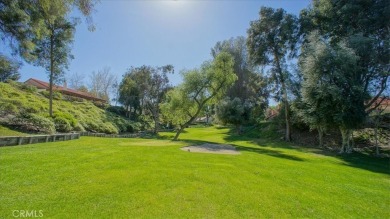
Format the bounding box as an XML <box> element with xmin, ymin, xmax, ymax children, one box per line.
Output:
<box><xmin>101</xmin><ymin>122</ymin><xmax>119</xmax><ymax>134</ymax></box>
<box><xmin>82</xmin><ymin>120</ymin><xmax>99</xmax><ymax>132</ymax></box>
<box><xmin>127</xmin><ymin>122</ymin><xmax>142</xmax><ymax>133</ymax></box>
<box><xmin>11</xmin><ymin>113</ymin><xmax>55</xmax><ymax>134</ymax></box>
<box><xmin>20</xmin><ymin>84</ymin><xmax>37</xmax><ymax>93</ymax></box>
<box><xmin>53</xmin><ymin>117</ymin><xmax>72</xmax><ymax>133</ymax></box>
<box><xmin>0</xmin><ymin>102</ymin><xmax>18</xmax><ymax>115</ymax></box>
<box><xmin>24</xmin><ymin>104</ymin><xmax>40</xmax><ymax>113</ymax></box>
<box><xmin>73</xmin><ymin>123</ymin><xmax>85</xmax><ymax>132</ymax></box>
<box><xmin>41</xmin><ymin>90</ymin><xmax>63</xmax><ymax>100</ymax></box>
<box><xmin>53</xmin><ymin>112</ymin><xmax>77</xmax><ymax>127</ymax></box>
<box><xmin>106</xmin><ymin>106</ymin><xmax>127</xmax><ymax>117</ymax></box>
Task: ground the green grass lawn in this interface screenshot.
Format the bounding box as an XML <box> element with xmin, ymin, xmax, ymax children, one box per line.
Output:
<box><xmin>1</xmin><ymin>126</ymin><xmax>389</xmax><ymax>218</ymax></box>
<box><xmin>0</xmin><ymin>126</ymin><xmax>27</xmax><ymax>136</ymax></box>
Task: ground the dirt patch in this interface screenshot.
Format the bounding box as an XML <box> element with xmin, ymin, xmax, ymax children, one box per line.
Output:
<box><xmin>181</xmin><ymin>143</ymin><xmax>240</xmax><ymax>155</ymax></box>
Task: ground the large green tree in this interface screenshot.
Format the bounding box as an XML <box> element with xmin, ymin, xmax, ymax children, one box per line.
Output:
<box><xmin>300</xmin><ymin>0</ymin><xmax>389</xmax><ymax>113</ymax></box>
<box><xmin>298</xmin><ymin>32</ymin><xmax>364</xmax><ymax>151</ymax></box>
<box><xmin>119</xmin><ymin>66</ymin><xmax>150</xmax><ymax>118</ymax></box>
<box><xmin>211</xmin><ymin>36</ymin><xmax>269</xmax><ymax>122</ymax></box>
<box><xmin>216</xmin><ymin>97</ymin><xmax>250</xmax><ymax>134</ymax></box>
<box><xmin>247</xmin><ymin>7</ymin><xmax>298</xmax><ymax>141</ymax></box>
<box><xmin>118</xmin><ymin>65</ymin><xmax>174</xmax><ymax>133</ymax></box>
<box><xmin>29</xmin><ymin>0</ymin><xmax>95</xmax><ymax>117</ymax></box>
<box><xmin>161</xmin><ymin>52</ymin><xmax>237</xmax><ymax>141</ymax></box>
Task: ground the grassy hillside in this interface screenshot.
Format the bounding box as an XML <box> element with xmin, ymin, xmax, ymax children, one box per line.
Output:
<box><xmin>0</xmin><ymin>125</ymin><xmax>27</xmax><ymax>136</ymax></box>
<box><xmin>0</xmin><ymin>82</ymin><xmax>137</xmax><ymax>135</ymax></box>
<box><xmin>0</xmin><ymin>126</ymin><xmax>388</xmax><ymax>218</ymax></box>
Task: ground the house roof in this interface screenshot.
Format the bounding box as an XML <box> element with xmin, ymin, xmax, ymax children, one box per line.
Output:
<box><xmin>25</xmin><ymin>78</ymin><xmax>106</xmax><ymax>102</ymax></box>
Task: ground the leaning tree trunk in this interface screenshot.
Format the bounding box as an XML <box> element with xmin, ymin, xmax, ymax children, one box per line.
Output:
<box><xmin>173</xmin><ymin>125</ymin><xmax>185</xmax><ymax>141</ymax></box>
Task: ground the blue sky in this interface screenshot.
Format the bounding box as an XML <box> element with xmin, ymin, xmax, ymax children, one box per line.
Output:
<box><xmin>12</xmin><ymin>0</ymin><xmax>311</xmax><ymax>86</ymax></box>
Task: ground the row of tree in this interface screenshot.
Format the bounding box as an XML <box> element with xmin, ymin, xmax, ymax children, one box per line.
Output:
<box><xmin>1</xmin><ymin>0</ymin><xmax>388</xmax><ymax>152</ymax></box>
<box><xmin>116</xmin><ymin>0</ymin><xmax>388</xmax><ymax>151</ymax></box>
<box><xmin>246</xmin><ymin>1</ymin><xmax>388</xmax><ymax>153</ymax></box>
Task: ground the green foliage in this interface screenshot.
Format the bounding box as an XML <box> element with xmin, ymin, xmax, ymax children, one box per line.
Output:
<box><xmin>53</xmin><ymin>116</ymin><xmax>72</xmax><ymax>132</ymax></box>
<box><xmin>19</xmin><ymin>83</ymin><xmax>38</xmax><ymax>93</ymax></box>
<box><xmin>54</xmin><ymin>112</ymin><xmax>77</xmax><ymax>127</ymax></box>
<box><xmin>211</xmin><ymin>37</ymin><xmax>269</xmax><ymax>122</ymax></box>
<box><xmin>0</xmin><ymin>82</ymin><xmax>134</xmax><ymax>134</ymax></box>
<box><xmin>247</xmin><ymin>6</ymin><xmax>299</xmax><ymax>141</ymax></box>
<box><xmin>0</xmin><ymin>54</ymin><xmax>20</xmax><ymax>82</ymax></box>
<box><xmin>11</xmin><ymin>113</ymin><xmax>55</xmax><ymax>134</ymax></box>
<box><xmin>101</xmin><ymin>122</ymin><xmax>119</xmax><ymax>134</ymax></box>
<box><xmin>106</xmin><ymin>106</ymin><xmax>127</xmax><ymax>117</ymax></box>
<box><xmin>0</xmin><ymin>102</ymin><xmax>18</xmax><ymax>116</ymax></box>
<box><xmin>161</xmin><ymin>52</ymin><xmax>237</xmax><ymax>140</ymax></box>
<box><xmin>298</xmin><ymin>32</ymin><xmax>366</xmax><ymax>151</ymax></box>
<box><xmin>300</xmin><ymin>0</ymin><xmax>389</xmax><ymax>113</ymax></box>
<box><xmin>41</xmin><ymin>90</ymin><xmax>63</xmax><ymax>100</ymax></box>
<box><xmin>245</xmin><ymin>121</ymin><xmax>281</xmax><ymax>139</ymax></box>
<box><xmin>216</xmin><ymin>98</ymin><xmax>250</xmax><ymax>131</ymax></box>
<box><xmin>118</xmin><ymin>65</ymin><xmax>173</xmax><ymax>133</ymax></box>
<box><xmin>53</xmin><ymin>112</ymin><xmax>77</xmax><ymax>132</ymax></box>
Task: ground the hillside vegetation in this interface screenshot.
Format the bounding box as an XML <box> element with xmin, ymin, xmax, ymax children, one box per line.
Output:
<box><xmin>0</xmin><ymin>82</ymin><xmax>138</xmax><ymax>135</ymax></box>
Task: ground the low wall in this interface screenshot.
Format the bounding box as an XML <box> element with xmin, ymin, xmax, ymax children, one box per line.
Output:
<box><xmin>0</xmin><ymin>133</ymin><xmax>80</xmax><ymax>147</ymax></box>
<box><xmin>80</xmin><ymin>132</ymin><xmax>144</xmax><ymax>138</ymax></box>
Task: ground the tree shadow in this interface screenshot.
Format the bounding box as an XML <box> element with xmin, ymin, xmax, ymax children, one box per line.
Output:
<box><xmin>337</xmin><ymin>152</ymin><xmax>390</xmax><ymax>175</ymax></box>
<box><xmin>168</xmin><ymin>133</ymin><xmax>305</xmax><ymax>161</ymax></box>
<box><xmin>223</xmin><ymin>127</ymin><xmax>390</xmax><ymax>175</ymax></box>
<box><xmin>233</xmin><ymin>144</ymin><xmax>305</xmax><ymax>161</ymax></box>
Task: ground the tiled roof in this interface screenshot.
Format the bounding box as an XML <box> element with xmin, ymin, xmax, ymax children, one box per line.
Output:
<box><xmin>25</xmin><ymin>78</ymin><xmax>106</xmax><ymax>102</ymax></box>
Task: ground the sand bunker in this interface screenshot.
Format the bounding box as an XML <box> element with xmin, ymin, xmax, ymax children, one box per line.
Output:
<box><xmin>181</xmin><ymin>143</ymin><xmax>240</xmax><ymax>155</ymax></box>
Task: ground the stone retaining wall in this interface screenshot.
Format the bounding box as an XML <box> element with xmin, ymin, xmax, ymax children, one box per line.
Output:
<box><xmin>0</xmin><ymin>133</ymin><xmax>80</xmax><ymax>147</ymax></box>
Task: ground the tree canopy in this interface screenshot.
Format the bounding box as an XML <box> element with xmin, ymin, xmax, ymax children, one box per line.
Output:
<box><xmin>161</xmin><ymin>52</ymin><xmax>236</xmax><ymax>140</ymax></box>
<box><xmin>0</xmin><ymin>54</ymin><xmax>20</xmax><ymax>82</ymax></box>
<box><xmin>247</xmin><ymin>6</ymin><xmax>298</xmax><ymax>141</ymax></box>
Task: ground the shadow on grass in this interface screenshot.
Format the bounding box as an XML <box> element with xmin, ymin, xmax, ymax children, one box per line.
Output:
<box><xmin>223</xmin><ymin>126</ymin><xmax>390</xmax><ymax>175</ymax></box>
<box><xmin>169</xmin><ymin>133</ymin><xmax>306</xmax><ymax>161</ymax></box>
<box><xmin>233</xmin><ymin>144</ymin><xmax>305</xmax><ymax>161</ymax></box>
<box><xmin>337</xmin><ymin>152</ymin><xmax>390</xmax><ymax>175</ymax></box>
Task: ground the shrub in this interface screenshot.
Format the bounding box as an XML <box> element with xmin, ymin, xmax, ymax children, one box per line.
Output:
<box><xmin>53</xmin><ymin>117</ymin><xmax>72</xmax><ymax>133</ymax></box>
<box><xmin>41</xmin><ymin>90</ymin><xmax>63</xmax><ymax>100</ymax></box>
<box><xmin>24</xmin><ymin>104</ymin><xmax>40</xmax><ymax>113</ymax></box>
<box><xmin>11</xmin><ymin>113</ymin><xmax>55</xmax><ymax>134</ymax></box>
<box><xmin>0</xmin><ymin>102</ymin><xmax>18</xmax><ymax>115</ymax></box>
<box><xmin>83</xmin><ymin>120</ymin><xmax>99</xmax><ymax>132</ymax></box>
<box><xmin>106</xmin><ymin>106</ymin><xmax>127</xmax><ymax>117</ymax></box>
<box><xmin>20</xmin><ymin>84</ymin><xmax>37</xmax><ymax>93</ymax></box>
<box><xmin>128</xmin><ymin>122</ymin><xmax>142</xmax><ymax>133</ymax></box>
<box><xmin>73</xmin><ymin>123</ymin><xmax>85</xmax><ymax>132</ymax></box>
<box><xmin>101</xmin><ymin>122</ymin><xmax>119</xmax><ymax>134</ymax></box>
<box><xmin>53</xmin><ymin>112</ymin><xmax>77</xmax><ymax>127</ymax></box>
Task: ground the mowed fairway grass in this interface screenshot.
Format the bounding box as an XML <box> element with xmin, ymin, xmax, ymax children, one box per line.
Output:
<box><xmin>0</xmin><ymin>127</ymin><xmax>389</xmax><ymax>218</ymax></box>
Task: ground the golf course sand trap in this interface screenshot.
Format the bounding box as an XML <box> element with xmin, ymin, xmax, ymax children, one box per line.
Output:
<box><xmin>181</xmin><ymin>143</ymin><xmax>241</xmax><ymax>155</ymax></box>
